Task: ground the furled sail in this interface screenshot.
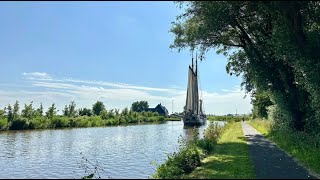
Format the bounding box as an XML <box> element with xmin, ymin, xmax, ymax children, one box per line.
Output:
<box><xmin>183</xmin><ymin>53</ymin><xmax>207</xmax><ymax>126</ymax></box>
<box><xmin>193</xmin><ymin>70</ymin><xmax>199</xmax><ymax>114</ymax></box>
<box><xmin>186</xmin><ymin>66</ymin><xmax>194</xmax><ymax>112</ymax></box>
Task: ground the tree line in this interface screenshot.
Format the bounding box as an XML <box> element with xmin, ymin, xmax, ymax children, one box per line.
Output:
<box><xmin>170</xmin><ymin>1</ymin><xmax>320</xmax><ymax>136</ymax></box>
<box><xmin>0</xmin><ymin>100</ymin><xmax>164</xmax><ymax>130</ymax></box>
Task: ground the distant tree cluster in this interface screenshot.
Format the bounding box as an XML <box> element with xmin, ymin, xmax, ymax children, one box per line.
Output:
<box><xmin>0</xmin><ymin>100</ymin><xmax>164</xmax><ymax>131</ymax></box>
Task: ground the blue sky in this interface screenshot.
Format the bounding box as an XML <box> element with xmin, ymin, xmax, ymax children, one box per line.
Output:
<box><xmin>0</xmin><ymin>1</ymin><xmax>251</xmax><ymax>115</ymax></box>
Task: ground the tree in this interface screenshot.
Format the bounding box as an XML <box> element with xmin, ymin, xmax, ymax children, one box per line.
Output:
<box><xmin>68</xmin><ymin>101</ymin><xmax>77</xmax><ymax>117</ymax></box>
<box><xmin>21</xmin><ymin>101</ymin><xmax>35</xmax><ymax>119</ymax></box>
<box><xmin>170</xmin><ymin>1</ymin><xmax>320</xmax><ymax>132</ymax></box>
<box><xmin>6</xmin><ymin>104</ymin><xmax>13</xmax><ymax>122</ymax></box>
<box><xmin>13</xmin><ymin>100</ymin><xmax>19</xmax><ymax>119</ymax></box>
<box><xmin>63</xmin><ymin>105</ymin><xmax>69</xmax><ymax>117</ymax></box>
<box><xmin>35</xmin><ymin>103</ymin><xmax>44</xmax><ymax>117</ymax></box>
<box><xmin>46</xmin><ymin>103</ymin><xmax>57</xmax><ymax>120</ymax></box>
<box><xmin>131</xmin><ymin>101</ymin><xmax>149</xmax><ymax>112</ymax></box>
<box><xmin>92</xmin><ymin>101</ymin><xmax>105</xmax><ymax>116</ymax></box>
<box><xmin>62</xmin><ymin>101</ymin><xmax>77</xmax><ymax>117</ymax></box>
<box><xmin>78</xmin><ymin>108</ymin><xmax>92</xmax><ymax>116</ymax></box>
<box><xmin>251</xmin><ymin>91</ymin><xmax>273</xmax><ymax>119</ymax></box>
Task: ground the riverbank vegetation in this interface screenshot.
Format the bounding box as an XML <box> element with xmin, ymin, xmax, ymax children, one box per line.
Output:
<box><xmin>0</xmin><ymin>100</ymin><xmax>165</xmax><ymax>131</ymax></box>
<box><xmin>185</xmin><ymin>122</ymin><xmax>255</xmax><ymax>179</ymax></box>
<box><xmin>152</xmin><ymin>122</ymin><xmax>255</xmax><ymax>179</ymax></box>
<box><xmin>207</xmin><ymin>115</ymin><xmax>250</xmax><ymax>122</ymax></box>
<box><xmin>152</xmin><ymin>122</ymin><xmax>226</xmax><ymax>179</ymax></box>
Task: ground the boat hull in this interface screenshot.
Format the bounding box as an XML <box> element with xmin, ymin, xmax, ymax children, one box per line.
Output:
<box><xmin>183</xmin><ymin>113</ymin><xmax>207</xmax><ymax>126</ymax></box>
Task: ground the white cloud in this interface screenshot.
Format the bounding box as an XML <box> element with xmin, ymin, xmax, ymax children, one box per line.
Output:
<box><xmin>22</xmin><ymin>72</ymin><xmax>52</xmax><ymax>80</ymax></box>
<box><xmin>0</xmin><ymin>72</ymin><xmax>252</xmax><ymax>115</ymax></box>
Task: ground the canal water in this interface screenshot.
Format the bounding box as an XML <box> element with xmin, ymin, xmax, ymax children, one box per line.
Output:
<box><xmin>0</xmin><ymin>120</ymin><xmax>226</xmax><ymax>179</ymax></box>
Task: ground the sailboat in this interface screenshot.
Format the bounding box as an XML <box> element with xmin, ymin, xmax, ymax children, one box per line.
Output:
<box><xmin>183</xmin><ymin>53</ymin><xmax>207</xmax><ymax>126</ymax></box>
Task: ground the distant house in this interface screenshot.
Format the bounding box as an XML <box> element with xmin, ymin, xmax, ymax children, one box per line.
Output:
<box><xmin>148</xmin><ymin>103</ymin><xmax>169</xmax><ymax>117</ymax></box>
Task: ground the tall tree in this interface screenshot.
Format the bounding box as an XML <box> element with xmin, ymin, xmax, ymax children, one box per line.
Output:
<box><xmin>78</xmin><ymin>108</ymin><xmax>92</xmax><ymax>116</ymax></box>
<box><xmin>92</xmin><ymin>101</ymin><xmax>105</xmax><ymax>116</ymax></box>
<box><xmin>6</xmin><ymin>104</ymin><xmax>13</xmax><ymax>122</ymax></box>
<box><xmin>131</xmin><ymin>101</ymin><xmax>149</xmax><ymax>112</ymax></box>
<box><xmin>36</xmin><ymin>103</ymin><xmax>44</xmax><ymax>117</ymax></box>
<box><xmin>170</xmin><ymin>1</ymin><xmax>320</xmax><ymax>132</ymax></box>
<box><xmin>21</xmin><ymin>101</ymin><xmax>34</xmax><ymax>119</ymax></box>
<box><xmin>46</xmin><ymin>103</ymin><xmax>57</xmax><ymax>120</ymax></box>
<box><xmin>13</xmin><ymin>100</ymin><xmax>19</xmax><ymax>119</ymax></box>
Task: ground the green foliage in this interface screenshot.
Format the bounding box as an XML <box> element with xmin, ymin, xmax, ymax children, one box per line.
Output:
<box><xmin>29</xmin><ymin>117</ymin><xmax>49</xmax><ymax>129</ymax></box>
<box><xmin>0</xmin><ymin>100</ymin><xmax>168</xmax><ymax>131</ymax></box>
<box><xmin>153</xmin><ymin>139</ymin><xmax>202</xmax><ymax>179</ymax></box>
<box><xmin>36</xmin><ymin>103</ymin><xmax>44</xmax><ymax>117</ymax></box>
<box><xmin>0</xmin><ymin>118</ymin><xmax>8</xmax><ymax>130</ymax></box>
<box><xmin>10</xmin><ymin>117</ymin><xmax>29</xmax><ymax>130</ymax></box>
<box><xmin>131</xmin><ymin>101</ymin><xmax>149</xmax><ymax>112</ymax></box>
<box><xmin>204</xmin><ymin>122</ymin><xmax>224</xmax><ymax>144</ymax></box>
<box><xmin>153</xmin><ymin>124</ymin><xmax>227</xmax><ymax>179</ymax></box>
<box><xmin>50</xmin><ymin>116</ymin><xmax>70</xmax><ymax>128</ymax></box>
<box><xmin>63</xmin><ymin>101</ymin><xmax>77</xmax><ymax>117</ymax></box>
<box><xmin>207</xmin><ymin>115</ymin><xmax>250</xmax><ymax>122</ymax></box>
<box><xmin>46</xmin><ymin>103</ymin><xmax>57</xmax><ymax>120</ymax></box>
<box><xmin>6</xmin><ymin>104</ymin><xmax>14</xmax><ymax>122</ymax></box>
<box><xmin>92</xmin><ymin>101</ymin><xmax>105</xmax><ymax>116</ymax></box>
<box><xmin>252</xmin><ymin>91</ymin><xmax>273</xmax><ymax>119</ymax></box>
<box><xmin>78</xmin><ymin>108</ymin><xmax>92</xmax><ymax>116</ymax></box>
<box><xmin>13</xmin><ymin>100</ymin><xmax>20</xmax><ymax>118</ymax></box>
<box><xmin>170</xmin><ymin>1</ymin><xmax>320</xmax><ymax>134</ymax></box>
<box><xmin>21</xmin><ymin>101</ymin><xmax>35</xmax><ymax>119</ymax></box>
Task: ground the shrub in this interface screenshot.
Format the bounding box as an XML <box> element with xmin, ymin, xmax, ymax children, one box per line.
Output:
<box><xmin>10</xmin><ymin>117</ymin><xmax>29</xmax><ymax>130</ymax></box>
<box><xmin>50</xmin><ymin>116</ymin><xmax>70</xmax><ymax>128</ymax></box>
<box><xmin>204</xmin><ymin>122</ymin><xmax>224</xmax><ymax>144</ymax></box>
<box><xmin>29</xmin><ymin>117</ymin><xmax>49</xmax><ymax>129</ymax></box>
<box><xmin>0</xmin><ymin>118</ymin><xmax>8</xmax><ymax>130</ymax></box>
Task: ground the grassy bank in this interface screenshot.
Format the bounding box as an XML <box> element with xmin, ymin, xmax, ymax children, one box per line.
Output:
<box><xmin>152</xmin><ymin>122</ymin><xmax>255</xmax><ymax>179</ymax></box>
<box><xmin>152</xmin><ymin>122</ymin><xmax>225</xmax><ymax>179</ymax></box>
<box><xmin>165</xmin><ymin>117</ymin><xmax>181</xmax><ymax>121</ymax></box>
<box><xmin>185</xmin><ymin>122</ymin><xmax>255</xmax><ymax>179</ymax></box>
<box><xmin>248</xmin><ymin>119</ymin><xmax>320</xmax><ymax>175</ymax></box>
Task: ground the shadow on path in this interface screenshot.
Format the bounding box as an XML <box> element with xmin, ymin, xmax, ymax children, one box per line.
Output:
<box><xmin>242</xmin><ymin>122</ymin><xmax>316</xmax><ymax>179</ymax></box>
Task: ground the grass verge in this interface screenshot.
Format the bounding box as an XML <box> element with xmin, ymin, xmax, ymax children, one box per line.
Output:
<box><xmin>183</xmin><ymin>122</ymin><xmax>255</xmax><ymax>179</ymax></box>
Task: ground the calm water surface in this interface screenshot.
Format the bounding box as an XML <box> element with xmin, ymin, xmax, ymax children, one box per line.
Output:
<box><xmin>0</xmin><ymin>120</ymin><xmax>226</xmax><ymax>179</ymax></box>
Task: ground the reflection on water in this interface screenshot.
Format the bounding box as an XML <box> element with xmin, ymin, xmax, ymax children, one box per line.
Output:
<box><xmin>0</xmin><ymin>120</ymin><xmax>226</xmax><ymax>179</ymax></box>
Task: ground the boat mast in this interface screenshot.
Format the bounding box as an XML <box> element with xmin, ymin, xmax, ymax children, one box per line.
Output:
<box><xmin>196</xmin><ymin>52</ymin><xmax>198</xmax><ymax>76</ymax></box>
<box><xmin>192</xmin><ymin>51</ymin><xmax>194</xmax><ymax>70</ymax></box>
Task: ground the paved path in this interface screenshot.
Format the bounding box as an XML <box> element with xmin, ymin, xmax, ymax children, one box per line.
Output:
<box><xmin>241</xmin><ymin>121</ymin><xmax>317</xmax><ymax>179</ymax></box>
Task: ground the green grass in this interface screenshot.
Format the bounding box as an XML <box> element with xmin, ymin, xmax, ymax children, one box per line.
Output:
<box><xmin>184</xmin><ymin>122</ymin><xmax>255</xmax><ymax>179</ymax></box>
<box><xmin>165</xmin><ymin>117</ymin><xmax>181</xmax><ymax>121</ymax></box>
<box><xmin>248</xmin><ymin>119</ymin><xmax>320</xmax><ymax>175</ymax></box>
<box><xmin>247</xmin><ymin>119</ymin><xmax>271</xmax><ymax>136</ymax></box>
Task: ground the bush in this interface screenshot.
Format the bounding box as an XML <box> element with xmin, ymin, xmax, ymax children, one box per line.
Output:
<box><xmin>10</xmin><ymin>117</ymin><xmax>29</xmax><ymax>130</ymax></box>
<box><xmin>29</xmin><ymin>117</ymin><xmax>50</xmax><ymax>129</ymax></box>
<box><xmin>0</xmin><ymin>118</ymin><xmax>8</xmax><ymax>130</ymax></box>
<box><xmin>204</xmin><ymin>122</ymin><xmax>224</xmax><ymax>144</ymax></box>
<box><xmin>50</xmin><ymin>116</ymin><xmax>70</xmax><ymax>128</ymax></box>
<box><xmin>153</xmin><ymin>145</ymin><xmax>202</xmax><ymax>179</ymax></box>
<box><xmin>196</xmin><ymin>138</ymin><xmax>214</xmax><ymax>153</ymax></box>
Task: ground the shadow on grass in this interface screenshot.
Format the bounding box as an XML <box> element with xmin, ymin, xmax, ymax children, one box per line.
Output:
<box><xmin>185</xmin><ymin>142</ymin><xmax>255</xmax><ymax>179</ymax></box>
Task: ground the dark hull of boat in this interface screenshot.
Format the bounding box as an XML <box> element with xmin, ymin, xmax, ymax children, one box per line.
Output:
<box><xmin>183</xmin><ymin>114</ymin><xmax>207</xmax><ymax>126</ymax></box>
